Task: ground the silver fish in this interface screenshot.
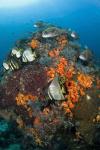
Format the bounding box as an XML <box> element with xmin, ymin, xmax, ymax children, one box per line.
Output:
<box><xmin>48</xmin><ymin>77</ymin><xmax>65</xmax><ymax>100</ymax></box>
<box><xmin>11</xmin><ymin>47</ymin><xmax>23</xmax><ymax>58</ymax></box>
<box><xmin>3</xmin><ymin>58</ymin><xmax>20</xmax><ymax>71</ymax></box>
<box><xmin>34</xmin><ymin>21</ymin><xmax>47</xmax><ymax>28</ymax></box>
<box><xmin>70</xmin><ymin>31</ymin><xmax>79</xmax><ymax>40</ymax></box>
<box><xmin>42</xmin><ymin>27</ymin><xmax>66</xmax><ymax>38</ymax></box>
<box><xmin>79</xmin><ymin>49</ymin><xmax>93</xmax><ymax>62</ymax></box>
<box><xmin>22</xmin><ymin>48</ymin><xmax>36</xmax><ymax>63</ymax></box>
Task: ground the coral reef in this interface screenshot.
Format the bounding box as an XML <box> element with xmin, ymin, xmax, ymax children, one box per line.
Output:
<box><xmin>16</xmin><ymin>93</ymin><xmax>37</xmax><ymax>108</ymax></box>
<box><xmin>39</xmin><ymin>54</ymin><xmax>52</xmax><ymax>67</ymax></box>
<box><xmin>0</xmin><ymin>22</ymin><xmax>100</xmax><ymax>150</ymax></box>
<box><xmin>29</xmin><ymin>39</ymin><xmax>40</xmax><ymax>49</ymax></box>
<box><xmin>77</xmin><ymin>73</ymin><xmax>94</xmax><ymax>88</ymax></box>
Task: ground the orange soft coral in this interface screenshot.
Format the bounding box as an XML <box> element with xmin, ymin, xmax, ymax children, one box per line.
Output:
<box><xmin>47</xmin><ymin>67</ymin><xmax>56</xmax><ymax>81</ymax></box>
<box><xmin>48</xmin><ymin>49</ymin><xmax>60</xmax><ymax>58</ymax></box>
<box><xmin>34</xmin><ymin>117</ymin><xmax>41</xmax><ymax>126</ymax></box>
<box><xmin>56</xmin><ymin>57</ymin><xmax>68</xmax><ymax>77</ymax></box>
<box><xmin>57</xmin><ymin>35</ymin><xmax>68</xmax><ymax>47</ymax></box>
<box><xmin>56</xmin><ymin>64</ymin><xmax>65</xmax><ymax>76</ymax></box>
<box><xmin>29</xmin><ymin>39</ymin><xmax>40</xmax><ymax>49</ymax></box>
<box><xmin>59</xmin><ymin>57</ymin><xmax>68</xmax><ymax>65</ymax></box>
<box><xmin>65</xmin><ymin>66</ymin><xmax>75</xmax><ymax>79</ymax></box>
<box><xmin>66</xmin><ymin>80</ymin><xmax>79</xmax><ymax>103</ymax></box>
<box><xmin>16</xmin><ymin>93</ymin><xmax>37</xmax><ymax>108</ymax></box>
<box><xmin>79</xmin><ymin>86</ymin><xmax>85</xmax><ymax>96</ymax></box>
<box><xmin>67</xmin><ymin>101</ymin><xmax>75</xmax><ymax>109</ymax></box>
<box><xmin>61</xmin><ymin>101</ymin><xmax>71</xmax><ymax>114</ymax></box>
<box><xmin>77</xmin><ymin>73</ymin><xmax>94</xmax><ymax>88</ymax></box>
<box><xmin>96</xmin><ymin>77</ymin><xmax>100</xmax><ymax>89</ymax></box>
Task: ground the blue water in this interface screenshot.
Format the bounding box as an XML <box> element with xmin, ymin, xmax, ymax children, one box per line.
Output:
<box><xmin>0</xmin><ymin>0</ymin><xmax>100</xmax><ymax>65</ymax></box>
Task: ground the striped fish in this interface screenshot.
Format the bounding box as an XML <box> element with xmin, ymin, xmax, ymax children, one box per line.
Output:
<box><xmin>48</xmin><ymin>77</ymin><xmax>65</xmax><ymax>100</ymax></box>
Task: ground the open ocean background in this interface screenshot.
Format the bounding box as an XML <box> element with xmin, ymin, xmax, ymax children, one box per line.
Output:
<box><xmin>0</xmin><ymin>0</ymin><xmax>100</xmax><ymax>66</ymax></box>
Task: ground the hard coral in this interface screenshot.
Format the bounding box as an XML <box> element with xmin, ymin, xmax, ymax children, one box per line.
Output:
<box><xmin>57</xmin><ymin>35</ymin><xmax>68</xmax><ymax>48</ymax></box>
<box><xmin>18</xmin><ymin>64</ymin><xmax>48</xmax><ymax>98</ymax></box>
<box><xmin>39</xmin><ymin>54</ymin><xmax>52</xmax><ymax>66</ymax></box>
<box><xmin>25</xmin><ymin>128</ymin><xmax>43</xmax><ymax>146</ymax></box>
<box><xmin>21</xmin><ymin>104</ymin><xmax>72</xmax><ymax>147</ymax></box>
